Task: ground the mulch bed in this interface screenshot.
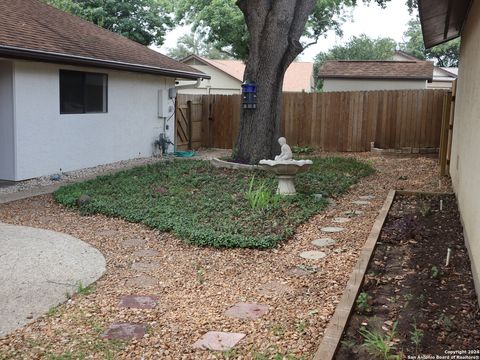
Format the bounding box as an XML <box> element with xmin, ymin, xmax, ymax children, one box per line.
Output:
<box><xmin>336</xmin><ymin>193</ymin><xmax>480</xmax><ymax>359</ymax></box>
<box><xmin>0</xmin><ymin>153</ymin><xmax>453</xmax><ymax>359</ymax></box>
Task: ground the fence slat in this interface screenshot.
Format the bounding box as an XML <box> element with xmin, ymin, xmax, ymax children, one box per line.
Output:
<box><xmin>176</xmin><ymin>89</ymin><xmax>449</xmax><ymax>152</ymax></box>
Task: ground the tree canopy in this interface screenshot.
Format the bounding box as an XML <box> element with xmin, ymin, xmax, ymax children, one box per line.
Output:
<box><xmin>400</xmin><ymin>18</ymin><xmax>460</xmax><ymax>67</ymax></box>
<box><xmin>44</xmin><ymin>0</ymin><xmax>173</xmax><ymax>46</ymax></box>
<box><xmin>166</xmin><ymin>32</ymin><xmax>231</xmax><ymax>60</ymax></box>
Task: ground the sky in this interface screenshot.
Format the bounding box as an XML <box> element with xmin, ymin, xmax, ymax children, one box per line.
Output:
<box><xmin>157</xmin><ymin>0</ymin><xmax>414</xmax><ymax>62</ymax></box>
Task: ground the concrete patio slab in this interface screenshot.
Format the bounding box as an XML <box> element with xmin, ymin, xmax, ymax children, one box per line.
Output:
<box><xmin>0</xmin><ymin>222</ymin><xmax>106</xmax><ymax>336</ymax></box>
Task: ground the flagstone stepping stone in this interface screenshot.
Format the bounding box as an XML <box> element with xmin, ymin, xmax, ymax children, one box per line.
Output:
<box><xmin>258</xmin><ymin>281</ymin><xmax>293</xmax><ymax>297</ymax></box>
<box><xmin>121</xmin><ymin>238</ymin><xmax>147</xmax><ymax>248</ymax></box>
<box><xmin>119</xmin><ymin>295</ymin><xmax>158</xmax><ymax>309</ymax></box>
<box><xmin>287</xmin><ymin>265</ymin><xmax>318</xmax><ymax>277</ymax></box>
<box><xmin>345</xmin><ymin>210</ymin><xmax>364</xmax><ymax>216</ymax></box>
<box><xmin>359</xmin><ymin>195</ymin><xmax>375</xmax><ymax>200</ymax></box>
<box><xmin>125</xmin><ymin>275</ymin><xmax>157</xmax><ymax>288</ymax></box>
<box><xmin>133</xmin><ymin>249</ymin><xmax>159</xmax><ymax>258</ymax></box>
<box><xmin>333</xmin><ymin>217</ymin><xmax>351</xmax><ymax>223</ymax></box>
<box><xmin>131</xmin><ymin>261</ymin><xmax>161</xmax><ymax>272</ymax></box>
<box><xmin>193</xmin><ymin>331</ymin><xmax>246</xmax><ymax>351</ymax></box>
<box><xmin>352</xmin><ymin>200</ymin><xmax>371</xmax><ymax>205</ymax></box>
<box><xmin>312</xmin><ymin>238</ymin><xmax>336</xmax><ymax>247</ymax></box>
<box><xmin>321</xmin><ymin>226</ymin><xmax>345</xmax><ymax>233</ymax></box>
<box><xmin>299</xmin><ymin>250</ymin><xmax>327</xmax><ymax>260</ymax></box>
<box><xmin>224</xmin><ymin>302</ymin><xmax>269</xmax><ymax>320</ymax></box>
<box><xmin>101</xmin><ymin>323</ymin><xmax>146</xmax><ymax>340</ymax></box>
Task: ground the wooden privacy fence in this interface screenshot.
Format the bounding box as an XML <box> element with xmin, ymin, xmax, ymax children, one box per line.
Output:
<box><xmin>176</xmin><ymin>89</ymin><xmax>451</xmax><ymax>152</ymax></box>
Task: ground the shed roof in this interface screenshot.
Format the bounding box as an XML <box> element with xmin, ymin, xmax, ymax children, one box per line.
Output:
<box><xmin>318</xmin><ymin>60</ymin><xmax>434</xmax><ymax>81</ymax></box>
<box><xmin>0</xmin><ymin>0</ymin><xmax>207</xmax><ymax>79</ymax></box>
<box><xmin>181</xmin><ymin>55</ymin><xmax>314</xmax><ymax>92</ymax></box>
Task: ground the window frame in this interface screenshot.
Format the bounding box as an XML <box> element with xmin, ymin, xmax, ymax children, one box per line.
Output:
<box><xmin>59</xmin><ymin>69</ymin><xmax>108</xmax><ymax>115</ymax></box>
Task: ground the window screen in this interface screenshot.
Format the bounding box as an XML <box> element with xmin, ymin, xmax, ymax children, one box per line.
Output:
<box><xmin>60</xmin><ymin>70</ymin><xmax>108</xmax><ymax>114</ymax></box>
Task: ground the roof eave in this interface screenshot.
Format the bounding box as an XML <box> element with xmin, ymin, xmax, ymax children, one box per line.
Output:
<box><xmin>319</xmin><ymin>75</ymin><xmax>433</xmax><ymax>81</ymax></box>
<box><xmin>0</xmin><ymin>45</ymin><xmax>210</xmax><ymax>80</ymax></box>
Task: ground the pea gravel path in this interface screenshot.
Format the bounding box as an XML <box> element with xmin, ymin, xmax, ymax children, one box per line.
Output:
<box><xmin>0</xmin><ymin>153</ymin><xmax>450</xmax><ymax>359</ymax></box>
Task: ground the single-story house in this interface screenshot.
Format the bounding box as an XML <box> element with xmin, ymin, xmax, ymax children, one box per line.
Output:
<box><xmin>319</xmin><ymin>60</ymin><xmax>434</xmax><ymax>92</ymax></box>
<box><xmin>419</xmin><ymin>0</ymin><xmax>479</xmax><ymax>296</ymax></box>
<box><xmin>0</xmin><ymin>0</ymin><xmax>208</xmax><ymax>181</ymax></box>
<box><xmin>392</xmin><ymin>50</ymin><xmax>458</xmax><ymax>89</ymax></box>
<box><xmin>177</xmin><ymin>54</ymin><xmax>314</xmax><ymax>94</ymax></box>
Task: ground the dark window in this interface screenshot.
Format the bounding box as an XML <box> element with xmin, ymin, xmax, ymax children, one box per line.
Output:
<box><xmin>60</xmin><ymin>70</ymin><xmax>108</xmax><ymax>114</ymax></box>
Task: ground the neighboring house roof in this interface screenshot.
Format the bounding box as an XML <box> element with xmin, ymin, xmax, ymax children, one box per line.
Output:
<box><xmin>442</xmin><ymin>67</ymin><xmax>458</xmax><ymax>76</ymax></box>
<box><xmin>181</xmin><ymin>54</ymin><xmax>314</xmax><ymax>92</ymax></box>
<box><xmin>319</xmin><ymin>60</ymin><xmax>434</xmax><ymax>81</ymax></box>
<box><xmin>418</xmin><ymin>0</ymin><xmax>472</xmax><ymax>48</ymax></box>
<box><xmin>0</xmin><ymin>0</ymin><xmax>207</xmax><ymax>79</ymax></box>
<box><xmin>393</xmin><ymin>50</ymin><xmax>421</xmax><ymax>61</ymax></box>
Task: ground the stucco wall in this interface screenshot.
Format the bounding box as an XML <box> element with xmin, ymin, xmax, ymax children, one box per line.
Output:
<box><xmin>12</xmin><ymin>60</ymin><xmax>175</xmax><ymax>180</ymax></box>
<box><xmin>177</xmin><ymin>63</ymin><xmax>241</xmax><ymax>95</ymax></box>
<box><xmin>449</xmin><ymin>0</ymin><xmax>480</xmax><ymax>296</ymax></box>
<box><xmin>0</xmin><ymin>60</ymin><xmax>15</xmax><ymax>180</ymax></box>
<box><xmin>322</xmin><ymin>78</ymin><xmax>427</xmax><ymax>92</ymax></box>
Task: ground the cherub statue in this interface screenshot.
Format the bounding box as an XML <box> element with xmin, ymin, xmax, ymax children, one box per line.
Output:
<box><xmin>274</xmin><ymin>137</ymin><xmax>293</xmax><ymax>161</ymax></box>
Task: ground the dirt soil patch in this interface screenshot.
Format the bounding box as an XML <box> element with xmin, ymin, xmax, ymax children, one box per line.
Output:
<box><xmin>0</xmin><ymin>153</ymin><xmax>452</xmax><ymax>359</ymax></box>
<box><xmin>336</xmin><ymin>193</ymin><xmax>480</xmax><ymax>359</ymax></box>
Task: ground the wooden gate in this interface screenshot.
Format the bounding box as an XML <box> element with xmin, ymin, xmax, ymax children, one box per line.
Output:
<box><xmin>175</xmin><ymin>95</ymin><xmax>204</xmax><ymax>151</ymax></box>
<box><xmin>439</xmin><ymin>80</ymin><xmax>457</xmax><ymax>176</ymax></box>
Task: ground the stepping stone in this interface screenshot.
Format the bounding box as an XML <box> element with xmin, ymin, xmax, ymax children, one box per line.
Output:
<box><xmin>131</xmin><ymin>261</ymin><xmax>161</xmax><ymax>272</ymax></box>
<box><xmin>133</xmin><ymin>249</ymin><xmax>159</xmax><ymax>258</ymax></box>
<box><xmin>327</xmin><ymin>199</ymin><xmax>337</xmax><ymax>208</ymax></box>
<box><xmin>333</xmin><ymin>217</ymin><xmax>351</xmax><ymax>223</ymax></box>
<box><xmin>299</xmin><ymin>250</ymin><xmax>326</xmax><ymax>260</ymax></box>
<box><xmin>321</xmin><ymin>227</ymin><xmax>345</xmax><ymax>233</ymax></box>
<box><xmin>312</xmin><ymin>238</ymin><xmax>336</xmax><ymax>247</ymax></box>
<box><xmin>119</xmin><ymin>295</ymin><xmax>158</xmax><ymax>309</ymax></box>
<box><xmin>345</xmin><ymin>210</ymin><xmax>364</xmax><ymax>217</ymax></box>
<box><xmin>258</xmin><ymin>281</ymin><xmax>293</xmax><ymax>297</ymax></box>
<box><xmin>287</xmin><ymin>266</ymin><xmax>318</xmax><ymax>277</ymax></box>
<box><xmin>101</xmin><ymin>323</ymin><xmax>146</xmax><ymax>340</ymax></box>
<box><xmin>193</xmin><ymin>331</ymin><xmax>246</xmax><ymax>351</ymax></box>
<box><xmin>121</xmin><ymin>238</ymin><xmax>146</xmax><ymax>248</ymax></box>
<box><xmin>125</xmin><ymin>275</ymin><xmax>157</xmax><ymax>288</ymax></box>
<box><xmin>224</xmin><ymin>303</ymin><xmax>269</xmax><ymax>320</ymax></box>
<box><xmin>359</xmin><ymin>195</ymin><xmax>375</xmax><ymax>200</ymax></box>
<box><xmin>352</xmin><ymin>200</ymin><xmax>371</xmax><ymax>205</ymax></box>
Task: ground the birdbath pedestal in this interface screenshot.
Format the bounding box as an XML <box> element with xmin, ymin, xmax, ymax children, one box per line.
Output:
<box><xmin>259</xmin><ymin>159</ymin><xmax>313</xmax><ymax>195</ymax></box>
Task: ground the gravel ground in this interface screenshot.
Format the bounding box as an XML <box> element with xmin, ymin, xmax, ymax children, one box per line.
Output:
<box><xmin>0</xmin><ymin>153</ymin><xmax>451</xmax><ymax>359</ymax></box>
<box><xmin>0</xmin><ymin>149</ymin><xmax>230</xmax><ymax>195</ymax></box>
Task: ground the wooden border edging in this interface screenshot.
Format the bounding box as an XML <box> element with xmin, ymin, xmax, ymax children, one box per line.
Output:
<box><xmin>313</xmin><ymin>189</ymin><xmax>396</xmax><ymax>360</ymax></box>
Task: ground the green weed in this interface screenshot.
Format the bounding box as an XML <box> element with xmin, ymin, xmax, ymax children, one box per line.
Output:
<box><xmin>359</xmin><ymin>321</ymin><xmax>399</xmax><ymax>360</ymax></box>
<box><xmin>356</xmin><ymin>292</ymin><xmax>370</xmax><ymax>313</ymax></box>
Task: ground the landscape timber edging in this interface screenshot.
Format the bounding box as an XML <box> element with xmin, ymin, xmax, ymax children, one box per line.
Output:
<box><xmin>313</xmin><ymin>189</ymin><xmax>396</xmax><ymax>360</ymax></box>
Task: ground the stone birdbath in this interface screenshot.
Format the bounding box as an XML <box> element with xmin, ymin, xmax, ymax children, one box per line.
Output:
<box><xmin>259</xmin><ymin>137</ymin><xmax>313</xmax><ymax>195</ymax></box>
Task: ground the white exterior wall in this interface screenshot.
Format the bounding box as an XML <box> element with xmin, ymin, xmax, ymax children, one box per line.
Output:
<box><xmin>12</xmin><ymin>60</ymin><xmax>175</xmax><ymax>180</ymax></box>
<box><xmin>177</xmin><ymin>64</ymin><xmax>241</xmax><ymax>95</ymax></box>
<box><xmin>0</xmin><ymin>60</ymin><xmax>15</xmax><ymax>180</ymax></box>
<box><xmin>322</xmin><ymin>78</ymin><xmax>427</xmax><ymax>92</ymax></box>
<box><xmin>449</xmin><ymin>0</ymin><xmax>480</xmax><ymax>297</ymax></box>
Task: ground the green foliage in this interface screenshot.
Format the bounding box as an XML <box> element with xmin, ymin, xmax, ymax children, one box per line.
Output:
<box><xmin>356</xmin><ymin>291</ymin><xmax>370</xmax><ymax>313</ymax></box>
<box><xmin>292</xmin><ymin>146</ymin><xmax>315</xmax><ymax>155</ymax></box>
<box><xmin>43</xmin><ymin>0</ymin><xmax>173</xmax><ymax>46</ymax></box>
<box><xmin>430</xmin><ymin>265</ymin><xmax>440</xmax><ymax>279</ymax></box>
<box><xmin>54</xmin><ymin>157</ymin><xmax>373</xmax><ymax>249</ymax></box>
<box><xmin>75</xmin><ymin>281</ymin><xmax>95</xmax><ymax>296</ymax></box>
<box><xmin>166</xmin><ymin>32</ymin><xmax>232</xmax><ymax>60</ymax></box>
<box><xmin>359</xmin><ymin>321</ymin><xmax>399</xmax><ymax>360</ymax></box>
<box><xmin>245</xmin><ymin>176</ymin><xmax>280</xmax><ymax>211</ymax></box>
<box><xmin>419</xmin><ymin>201</ymin><xmax>431</xmax><ymax>217</ymax></box>
<box><xmin>400</xmin><ymin>18</ymin><xmax>460</xmax><ymax>67</ymax></box>
<box><xmin>315</xmin><ymin>34</ymin><xmax>397</xmax><ymax>90</ymax></box>
<box><xmin>410</xmin><ymin>323</ymin><xmax>424</xmax><ymax>352</ymax></box>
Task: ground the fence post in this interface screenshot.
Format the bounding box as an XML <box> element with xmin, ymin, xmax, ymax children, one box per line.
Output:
<box><xmin>187</xmin><ymin>100</ymin><xmax>192</xmax><ymax>150</ymax></box>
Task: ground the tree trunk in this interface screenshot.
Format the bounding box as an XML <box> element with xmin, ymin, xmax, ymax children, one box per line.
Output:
<box><xmin>234</xmin><ymin>0</ymin><xmax>316</xmax><ymax>164</ymax></box>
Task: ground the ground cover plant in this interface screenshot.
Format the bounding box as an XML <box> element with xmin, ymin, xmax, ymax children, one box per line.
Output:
<box><xmin>54</xmin><ymin>157</ymin><xmax>373</xmax><ymax>248</ymax></box>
